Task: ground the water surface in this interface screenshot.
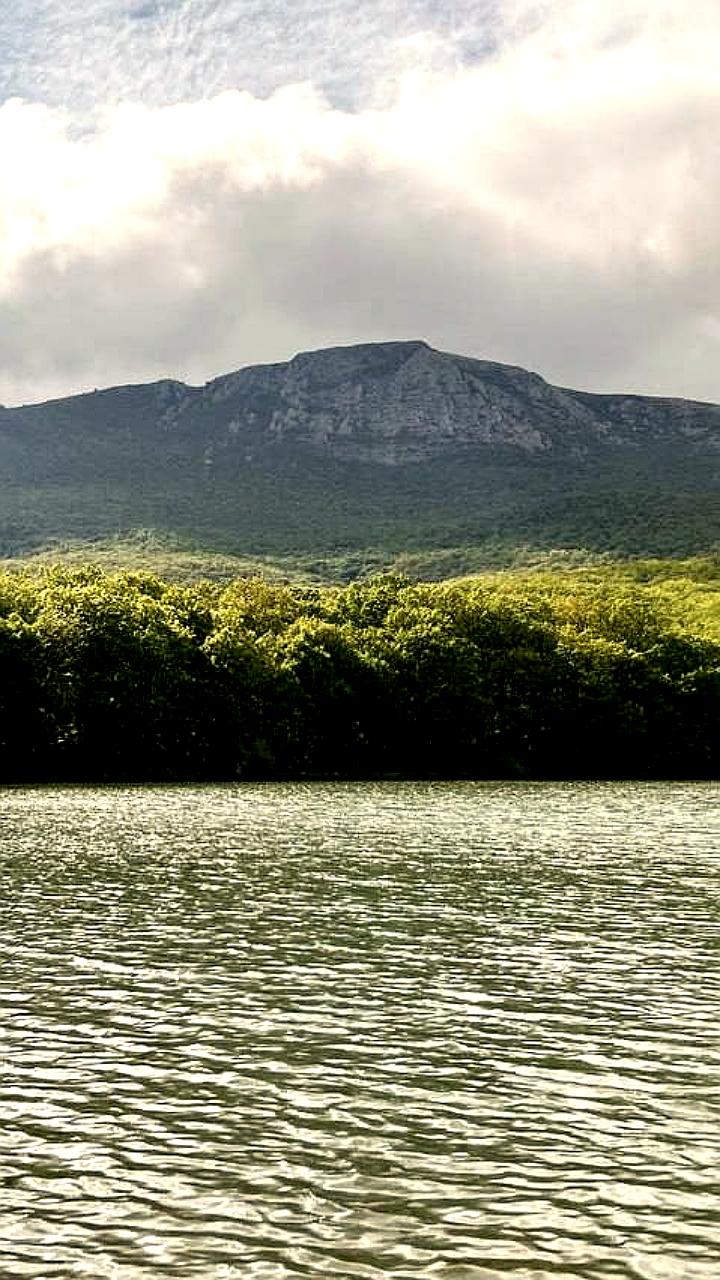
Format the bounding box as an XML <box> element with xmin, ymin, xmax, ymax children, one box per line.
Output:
<box><xmin>0</xmin><ymin>781</ymin><xmax>719</xmax><ymax>1278</ymax></box>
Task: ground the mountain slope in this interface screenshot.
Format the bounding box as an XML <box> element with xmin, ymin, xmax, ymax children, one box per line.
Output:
<box><xmin>1</xmin><ymin>340</ymin><xmax>718</xmax><ymax>571</ymax></box>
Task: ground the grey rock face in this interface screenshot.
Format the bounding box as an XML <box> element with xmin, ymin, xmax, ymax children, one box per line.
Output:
<box><xmin>5</xmin><ymin>340</ymin><xmax>720</xmax><ymax>467</ymax></box>
<box><xmin>180</xmin><ymin>340</ymin><xmax>720</xmax><ymax>464</ymax></box>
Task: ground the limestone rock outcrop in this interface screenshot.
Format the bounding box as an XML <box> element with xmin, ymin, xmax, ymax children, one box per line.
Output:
<box><xmin>167</xmin><ymin>340</ymin><xmax>720</xmax><ymax>464</ymax></box>
<box><xmin>3</xmin><ymin>339</ymin><xmax>719</xmax><ymax>469</ymax></box>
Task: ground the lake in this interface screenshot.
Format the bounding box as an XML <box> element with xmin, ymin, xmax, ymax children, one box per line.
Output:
<box><xmin>0</xmin><ymin>781</ymin><xmax>718</xmax><ymax>1278</ymax></box>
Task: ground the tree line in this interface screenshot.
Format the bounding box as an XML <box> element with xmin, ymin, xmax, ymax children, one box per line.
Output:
<box><xmin>0</xmin><ymin>567</ymin><xmax>717</xmax><ymax>781</ymax></box>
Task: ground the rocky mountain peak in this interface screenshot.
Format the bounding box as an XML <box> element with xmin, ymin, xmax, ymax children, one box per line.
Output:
<box><xmin>4</xmin><ymin>340</ymin><xmax>720</xmax><ymax>468</ymax></box>
<box><xmin>183</xmin><ymin>340</ymin><xmax>718</xmax><ymax>463</ymax></box>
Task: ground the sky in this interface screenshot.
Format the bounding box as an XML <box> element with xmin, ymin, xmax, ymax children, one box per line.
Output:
<box><xmin>0</xmin><ymin>0</ymin><xmax>718</xmax><ymax>406</ymax></box>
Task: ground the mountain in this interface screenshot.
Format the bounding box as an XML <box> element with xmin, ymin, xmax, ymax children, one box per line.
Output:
<box><xmin>1</xmin><ymin>340</ymin><xmax>719</xmax><ymax>574</ymax></box>
<box><xmin>6</xmin><ymin>338</ymin><xmax>719</xmax><ymax>467</ymax></box>
<box><xmin>193</xmin><ymin>338</ymin><xmax>720</xmax><ymax>462</ymax></box>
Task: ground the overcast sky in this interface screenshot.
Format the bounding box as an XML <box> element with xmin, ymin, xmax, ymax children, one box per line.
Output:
<box><xmin>1</xmin><ymin>0</ymin><xmax>718</xmax><ymax>406</ymax></box>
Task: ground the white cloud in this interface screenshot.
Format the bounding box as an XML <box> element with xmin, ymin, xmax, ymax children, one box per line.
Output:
<box><xmin>0</xmin><ymin>0</ymin><xmax>718</xmax><ymax>405</ymax></box>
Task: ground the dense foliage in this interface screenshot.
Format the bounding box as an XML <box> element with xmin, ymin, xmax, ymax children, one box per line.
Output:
<box><xmin>0</xmin><ymin>447</ymin><xmax>718</xmax><ymax>568</ymax></box>
<box><xmin>0</xmin><ymin>566</ymin><xmax>718</xmax><ymax>781</ymax></box>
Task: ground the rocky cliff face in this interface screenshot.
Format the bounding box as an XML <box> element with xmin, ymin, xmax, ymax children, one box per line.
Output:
<box><xmin>164</xmin><ymin>339</ymin><xmax>720</xmax><ymax>464</ymax></box>
<box><xmin>4</xmin><ymin>339</ymin><xmax>720</xmax><ymax>468</ymax></box>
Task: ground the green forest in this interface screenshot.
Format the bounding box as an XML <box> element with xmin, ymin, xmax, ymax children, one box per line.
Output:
<box><xmin>1</xmin><ymin>560</ymin><xmax>718</xmax><ymax>781</ymax></box>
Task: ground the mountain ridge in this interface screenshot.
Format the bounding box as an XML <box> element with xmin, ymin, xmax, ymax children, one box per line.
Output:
<box><xmin>0</xmin><ymin>340</ymin><xmax>718</xmax><ymax>570</ymax></box>
<box><xmin>4</xmin><ymin>339</ymin><xmax>719</xmax><ymax>467</ymax></box>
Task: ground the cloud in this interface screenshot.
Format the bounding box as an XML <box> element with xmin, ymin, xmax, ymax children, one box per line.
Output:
<box><xmin>0</xmin><ymin>0</ymin><xmax>718</xmax><ymax>405</ymax></box>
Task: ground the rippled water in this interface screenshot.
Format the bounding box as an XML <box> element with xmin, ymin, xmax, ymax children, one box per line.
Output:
<box><xmin>1</xmin><ymin>782</ymin><xmax>719</xmax><ymax>1278</ymax></box>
